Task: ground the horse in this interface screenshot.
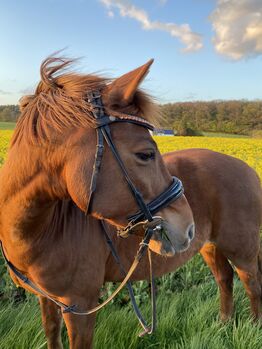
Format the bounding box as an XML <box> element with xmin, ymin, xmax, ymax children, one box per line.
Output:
<box><xmin>0</xmin><ymin>56</ymin><xmax>194</xmax><ymax>349</ymax></box>
<box><xmin>169</xmin><ymin>149</ymin><xmax>262</xmax><ymax>321</ymax></box>
<box><xmin>105</xmin><ymin>149</ymin><xmax>262</xmax><ymax>321</ymax></box>
<box><xmin>38</xmin><ymin>148</ymin><xmax>261</xmax><ymax>348</ymax></box>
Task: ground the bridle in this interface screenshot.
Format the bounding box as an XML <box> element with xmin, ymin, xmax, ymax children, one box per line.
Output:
<box><xmin>1</xmin><ymin>90</ymin><xmax>185</xmax><ymax>337</ymax></box>
<box><xmin>85</xmin><ymin>90</ymin><xmax>184</xmax><ymax>236</ymax></box>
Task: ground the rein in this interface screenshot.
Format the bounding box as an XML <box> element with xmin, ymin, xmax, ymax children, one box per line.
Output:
<box><xmin>0</xmin><ymin>224</ymin><xmax>155</xmax><ymax>323</ymax></box>
<box><xmin>102</xmin><ymin>220</ymin><xmax>157</xmax><ymax>336</ymax></box>
<box><xmin>1</xmin><ymin>89</ymin><xmax>185</xmax><ymax>336</ymax></box>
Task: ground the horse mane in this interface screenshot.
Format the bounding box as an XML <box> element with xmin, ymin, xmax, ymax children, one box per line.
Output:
<box><xmin>12</xmin><ymin>56</ymin><xmax>157</xmax><ymax>146</ymax></box>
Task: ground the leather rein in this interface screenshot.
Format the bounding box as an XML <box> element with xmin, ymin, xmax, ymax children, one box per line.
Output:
<box><xmin>1</xmin><ymin>90</ymin><xmax>184</xmax><ymax>336</ymax></box>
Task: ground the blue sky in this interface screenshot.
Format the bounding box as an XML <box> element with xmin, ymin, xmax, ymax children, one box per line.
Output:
<box><xmin>0</xmin><ymin>0</ymin><xmax>262</xmax><ymax>105</ymax></box>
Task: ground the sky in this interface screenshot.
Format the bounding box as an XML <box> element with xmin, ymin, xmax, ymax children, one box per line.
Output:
<box><xmin>0</xmin><ymin>0</ymin><xmax>262</xmax><ymax>105</ymax></box>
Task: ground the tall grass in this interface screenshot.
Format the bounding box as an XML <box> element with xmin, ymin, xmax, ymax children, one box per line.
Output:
<box><xmin>0</xmin><ymin>278</ymin><xmax>261</xmax><ymax>349</ymax></box>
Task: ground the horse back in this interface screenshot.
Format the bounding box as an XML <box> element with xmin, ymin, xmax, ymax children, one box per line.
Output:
<box><xmin>163</xmin><ymin>148</ymin><xmax>262</xmax><ymax>255</ymax></box>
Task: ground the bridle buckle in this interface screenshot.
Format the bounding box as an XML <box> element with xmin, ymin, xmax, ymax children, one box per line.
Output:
<box><xmin>117</xmin><ymin>216</ymin><xmax>164</xmax><ymax>239</ymax></box>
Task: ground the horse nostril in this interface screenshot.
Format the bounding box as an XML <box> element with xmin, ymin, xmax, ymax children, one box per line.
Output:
<box><xmin>188</xmin><ymin>224</ymin><xmax>195</xmax><ymax>241</ymax></box>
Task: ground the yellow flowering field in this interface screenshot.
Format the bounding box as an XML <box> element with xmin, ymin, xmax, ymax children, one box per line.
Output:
<box><xmin>155</xmin><ymin>135</ymin><xmax>262</xmax><ymax>180</ymax></box>
<box><xmin>0</xmin><ymin>131</ymin><xmax>261</xmax><ymax>180</ymax></box>
<box><xmin>0</xmin><ymin>130</ymin><xmax>13</xmax><ymax>166</ymax></box>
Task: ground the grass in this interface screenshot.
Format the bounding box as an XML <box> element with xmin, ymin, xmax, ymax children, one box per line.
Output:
<box><xmin>0</xmin><ymin>279</ymin><xmax>262</xmax><ymax>349</ymax></box>
<box><xmin>202</xmin><ymin>132</ymin><xmax>249</xmax><ymax>138</ymax></box>
<box><xmin>0</xmin><ymin>299</ymin><xmax>45</xmax><ymax>349</ymax></box>
<box><xmin>0</xmin><ymin>121</ymin><xmax>16</xmax><ymax>130</ymax></box>
<box><xmin>81</xmin><ymin>258</ymin><xmax>262</xmax><ymax>349</ymax></box>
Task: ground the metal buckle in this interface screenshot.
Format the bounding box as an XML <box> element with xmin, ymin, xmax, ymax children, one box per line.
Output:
<box><xmin>117</xmin><ymin>216</ymin><xmax>163</xmax><ymax>238</ymax></box>
<box><xmin>87</xmin><ymin>91</ymin><xmax>101</xmax><ymax>103</ymax></box>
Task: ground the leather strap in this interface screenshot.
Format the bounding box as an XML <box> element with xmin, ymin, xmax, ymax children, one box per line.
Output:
<box><xmin>101</xmin><ymin>220</ymin><xmax>156</xmax><ymax>336</ymax></box>
<box><xmin>0</xmin><ymin>228</ymin><xmax>154</xmax><ymax>317</ymax></box>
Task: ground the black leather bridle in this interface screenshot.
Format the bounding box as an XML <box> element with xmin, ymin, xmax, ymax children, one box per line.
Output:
<box><xmin>85</xmin><ymin>90</ymin><xmax>184</xmax><ymax>236</ymax></box>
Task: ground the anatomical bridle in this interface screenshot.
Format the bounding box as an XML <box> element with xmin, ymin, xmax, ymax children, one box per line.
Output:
<box><xmin>86</xmin><ymin>90</ymin><xmax>184</xmax><ymax>234</ymax></box>
<box><xmin>1</xmin><ymin>90</ymin><xmax>184</xmax><ymax>336</ymax></box>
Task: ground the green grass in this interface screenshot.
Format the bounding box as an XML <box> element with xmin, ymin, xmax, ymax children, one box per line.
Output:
<box><xmin>0</xmin><ymin>121</ymin><xmax>16</xmax><ymax>130</ymax></box>
<box><xmin>0</xmin><ymin>279</ymin><xmax>261</xmax><ymax>349</ymax></box>
<box><xmin>202</xmin><ymin>132</ymin><xmax>249</xmax><ymax>138</ymax></box>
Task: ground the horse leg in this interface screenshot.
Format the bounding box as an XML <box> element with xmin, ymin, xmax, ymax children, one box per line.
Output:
<box><xmin>62</xmin><ymin>294</ymin><xmax>99</xmax><ymax>349</ymax></box>
<box><xmin>234</xmin><ymin>258</ymin><xmax>261</xmax><ymax>320</ymax></box>
<box><xmin>39</xmin><ymin>296</ymin><xmax>63</xmax><ymax>349</ymax></box>
<box><xmin>200</xmin><ymin>243</ymin><xmax>234</xmax><ymax>321</ymax></box>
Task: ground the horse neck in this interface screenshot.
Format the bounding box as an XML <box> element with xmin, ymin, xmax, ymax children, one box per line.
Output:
<box><xmin>0</xmin><ymin>144</ymin><xmax>66</xmax><ymax>255</ymax></box>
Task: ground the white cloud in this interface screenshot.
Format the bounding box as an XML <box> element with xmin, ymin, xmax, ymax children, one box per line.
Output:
<box><xmin>19</xmin><ymin>86</ymin><xmax>35</xmax><ymax>95</ymax></box>
<box><xmin>100</xmin><ymin>0</ymin><xmax>203</xmax><ymax>52</ymax></box>
<box><xmin>108</xmin><ymin>10</ymin><xmax>114</xmax><ymax>17</ymax></box>
<box><xmin>210</xmin><ymin>0</ymin><xmax>262</xmax><ymax>60</ymax></box>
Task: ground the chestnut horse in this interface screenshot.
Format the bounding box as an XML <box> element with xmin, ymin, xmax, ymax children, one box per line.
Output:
<box><xmin>40</xmin><ymin>149</ymin><xmax>261</xmax><ymax>348</ymax></box>
<box><xmin>0</xmin><ymin>57</ymin><xmax>194</xmax><ymax>348</ymax></box>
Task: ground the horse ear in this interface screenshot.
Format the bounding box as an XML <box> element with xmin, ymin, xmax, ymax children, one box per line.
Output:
<box><xmin>106</xmin><ymin>59</ymin><xmax>154</xmax><ymax>107</ymax></box>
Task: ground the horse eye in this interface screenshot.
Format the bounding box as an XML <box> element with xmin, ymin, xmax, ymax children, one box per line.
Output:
<box><xmin>135</xmin><ymin>152</ymin><xmax>155</xmax><ymax>162</ymax></box>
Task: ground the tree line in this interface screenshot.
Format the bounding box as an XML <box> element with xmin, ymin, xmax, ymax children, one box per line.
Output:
<box><xmin>1</xmin><ymin>100</ymin><xmax>262</xmax><ymax>135</ymax></box>
<box><xmin>160</xmin><ymin>100</ymin><xmax>262</xmax><ymax>135</ymax></box>
<box><xmin>0</xmin><ymin>105</ymin><xmax>20</xmax><ymax>122</ymax></box>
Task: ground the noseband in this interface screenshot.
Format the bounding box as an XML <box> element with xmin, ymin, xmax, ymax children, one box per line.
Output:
<box><xmin>86</xmin><ymin>90</ymin><xmax>184</xmax><ymax>235</ymax></box>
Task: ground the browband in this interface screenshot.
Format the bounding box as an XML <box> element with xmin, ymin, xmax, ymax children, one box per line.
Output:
<box><xmin>87</xmin><ymin>90</ymin><xmax>155</xmax><ymax>131</ymax></box>
<box><xmin>95</xmin><ymin>116</ymin><xmax>154</xmax><ymax>130</ymax></box>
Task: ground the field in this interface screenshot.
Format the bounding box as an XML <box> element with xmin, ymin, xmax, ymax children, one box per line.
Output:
<box><xmin>0</xmin><ymin>130</ymin><xmax>12</xmax><ymax>166</ymax></box>
<box><xmin>0</xmin><ymin>121</ymin><xmax>16</xmax><ymax>130</ymax></box>
<box><xmin>155</xmin><ymin>136</ymin><xmax>262</xmax><ymax>179</ymax></box>
<box><xmin>0</xmin><ymin>128</ymin><xmax>262</xmax><ymax>348</ymax></box>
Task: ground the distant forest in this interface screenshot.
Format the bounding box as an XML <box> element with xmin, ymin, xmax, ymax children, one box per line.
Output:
<box><xmin>0</xmin><ymin>105</ymin><xmax>20</xmax><ymax>122</ymax></box>
<box><xmin>1</xmin><ymin>100</ymin><xmax>262</xmax><ymax>136</ymax></box>
<box><xmin>160</xmin><ymin>100</ymin><xmax>262</xmax><ymax>136</ymax></box>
